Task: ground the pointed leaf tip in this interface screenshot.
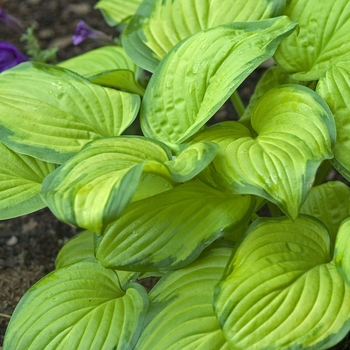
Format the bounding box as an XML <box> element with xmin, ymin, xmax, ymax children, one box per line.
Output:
<box><xmin>191</xmin><ymin>85</ymin><xmax>335</xmax><ymax>219</ymax></box>
<box><xmin>0</xmin><ymin>63</ymin><xmax>141</xmax><ymax>164</ymax></box>
<box><xmin>41</xmin><ymin>137</ymin><xmax>171</xmax><ymax>233</ymax></box>
<box><xmin>141</xmin><ymin>16</ymin><xmax>296</xmax><ymax>147</ymax></box>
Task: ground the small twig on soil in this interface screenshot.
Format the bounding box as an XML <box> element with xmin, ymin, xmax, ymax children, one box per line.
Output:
<box><xmin>0</xmin><ymin>313</ymin><xmax>11</xmax><ymax>318</ymax></box>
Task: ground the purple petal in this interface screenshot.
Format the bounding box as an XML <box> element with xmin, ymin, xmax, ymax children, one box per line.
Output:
<box><xmin>0</xmin><ymin>42</ymin><xmax>28</xmax><ymax>72</ymax></box>
<box><xmin>72</xmin><ymin>20</ymin><xmax>95</xmax><ymax>45</ymax></box>
<box><xmin>72</xmin><ymin>20</ymin><xmax>115</xmax><ymax>46</ymax></box>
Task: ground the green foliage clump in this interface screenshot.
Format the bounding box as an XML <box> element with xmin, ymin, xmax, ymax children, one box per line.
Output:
<box><xmin>2</xmin><ymin>0</ymin><xmax>350</xmax><ymax>349</ymax></box>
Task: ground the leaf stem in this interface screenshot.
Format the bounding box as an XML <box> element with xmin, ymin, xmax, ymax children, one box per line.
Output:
<box><xmin>0</xmin><ymin>313</ymin><xmax>11</xmax><ymax>318</ymax></box>
<box><xmin>230</xmin><ymin>90</ymin><xmax>245</xmax><ymax>118</ymax></box>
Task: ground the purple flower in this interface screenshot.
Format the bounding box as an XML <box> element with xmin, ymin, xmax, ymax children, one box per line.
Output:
<box><xmin>72</xmin><ymin>20</ymin><xmax>116</xmax><ymax>46</ymax></box>
<box><xmin>0</xmin><ymin>8</ymin><xmax>25</xmax><ymax>32</ymax></box>
<box><xmin>0</xmin><ymin>42</ymin><xmax>28</xmax><ymax>72</ymax></box>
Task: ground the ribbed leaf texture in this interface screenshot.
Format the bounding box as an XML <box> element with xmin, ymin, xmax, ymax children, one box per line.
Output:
<box><xmin>215</xmin><ymin>216</ymin><xmax>350</xmax><ymax>349</ymax></box>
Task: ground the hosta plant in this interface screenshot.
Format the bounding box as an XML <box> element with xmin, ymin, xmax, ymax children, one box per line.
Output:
<box><xmin>2</xmin><ymin>0</ymin><xmax>350</xmax><ymax>349</ymax></box>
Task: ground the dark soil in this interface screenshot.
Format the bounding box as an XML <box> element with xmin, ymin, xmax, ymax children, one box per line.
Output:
<box><xmin>0</xmin><ymin>1</ymin><xmax>349</xmax><ymax>349</ymax></box>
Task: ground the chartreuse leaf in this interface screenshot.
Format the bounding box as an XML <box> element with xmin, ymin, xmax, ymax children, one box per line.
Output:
<box><xmin>0</xmin><ymin>62</ymin><xmax>140</xmax><ymax>164</ymax></box>
<box><xmin>300</xmin><ymin>181</ymin><xmax>350</xmax><ymax>253</ymax></box>
<box><xmin>55</xmin><ymin>230</ymin><xmax>96</xmax><ymax>269</ymax></box>
<box><xmin>141</xmin><ymin>17</ymin><xmax>296</xmax><ymax>148</ymax></box>
<box><xmin>131</xmin><ymin>173</ymin><xmax>174</xmax><ymax>202</ymax></box>
<box><xmin>214</xmin><ymin>216</ymin><xmax>350</xmax><ymax>349</ymax></box>
<box><xmin>0</xmin><ymin>143</ymin><xmax>55</xmax><ymax>219</ymax></box>
<box><xmin>94</xmin><ymin>0</ymin><xmax>142</xmax><ymax>26</ymax></box>
<box><xmin>190</xmin><ymin>85</ymin><xmax>335</xmax><ymax>219</ymax></box>
<box><xmin>41</xmin><ymin>137</ymin><xmax>219</xmax><ymax>233</ymax></box>
<box><xmin>58</xmin><ymin>46</ymin><xmax>145</xmax><ymax>95</ymax></box>
<box><xmin>41</xmin><ymin>136</ymin><xmax>172</xmax><ymax>233</ymax></box>
<box><xmin>334</xmin><ymin>218</ymin><xmax>350</xmax><ymax>285</ymax></box>
<box><xmin>188</xmin><ymin>121</ymin><xmax>251</xmax><ymax>190</ymax></box>
<box><xmin>96</xmin><ymin>179</ymin><xmax>253</xmax><ymax>271</ymax></box>
<box><xmin>55</xmin><ymin>230</ymin><xmax>140</xmax><ymax>288</ymax></box>
<box><xmin>274</xmin><ymin>0</ymin><xmax>350</xmax><ymax>81</ymax></box>
<box><xmin>317</xmin><ymin>62</ymin><xmax>350</xmax><ymax>181</ymax></box>
<box><xmin>89</xmin><ymin>71</ymin><xmax>145</xmax><ymax>96</ymax></box>
<box><xmin>164</xmin><ymin>142</ymin><xmax>218</xmax><ymax>182</ymax></box>
<box><xmin>3</xmin><ymin>260</ymin><xmax>148</xmax><ymax>350</ymax></box>
<box><xmin>135</xmin><ymin>244</ymin><xmax>232</xmax><ymax>350</ymax></box>
<box><xmin>123</xmin><ymin>0</ymin><xmax>286</xmax><ymax>71</ymax></box>
<box><xmin>58</xmin><ymin>46</ymin><xmax>136</xmax><ymax>76</ymax></box>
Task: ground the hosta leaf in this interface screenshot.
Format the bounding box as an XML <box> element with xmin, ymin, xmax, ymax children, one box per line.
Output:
<box><xmin>317</xmin><ymin>62</ymin><xmax>350</xmax><ymax>181</ymax></box>
<box><xmin>96</xmin><ymin>180</ymin><xmax>253</xmax><ymax>271</ymax></box>
<box><xmin>41</xmin><ymin>137</ymin><xmax>172</xmax><ymax>233</ymax></box>
<box><xmin>334</xmin><ymin>218</ymin><xmax>350</xmax><ymax>285</ymax></box>
<box><xmin>3</xmin><ymin>260</ymin><xmax>149</xmax><ymax>350</ymax></box>
<box><xmin>164</xmin><ymin>142</ymin><xmax>218</xmax><ymax>182</ymax></box>
<box><xmin>274</xmin><ymin>0</ymin><xmax>350</xmax><ymax>80</ymax></box>
<box><xmin>58</xmin><ymin>46</ymin><xmax>137</xmax><ymax>77</ymax></box>
<box><xmin>55</xmin><ymin>230</ymin><xmax>96</xmax><ymax>269</ymax></box>
<box><xmin>135</xmin><ymin>244</ymin><xmax>232</xmax><ymax>350</ymax></box>
<box><xmin>89</xmin><ymin>71</ymin><xmax>145</xmax><ymax>96</ymax></box>
<box><xmin>41</xmin><ymin>137</ymin><xmax>219</xmax><ymax>233</ymax></box>
<box><xmin>189</xmin><ymin>121</ymin><xmax>251</xmax><ymax>191</ymax></box>
<box><xmin>192</xmin><ymin>85</ymin><xmax>335</xmax><ymax>219</ymax></box>
<box><xmin>300</xmin><ymin>181</ymin><xmax>350</xmax><ymax>253</ymax></box>
<box><xmin>140</xmin><ymin>17</ymin><xmax>296</xmax><ymax>147</ymax></box>
<box><xmin>58</xmin><ymin>46</ymin><xmax>145</xmax><ymax>95</ymax></box>
<box><xmin>95</xmin><ymin>0</ymin><xmax>142</xmax><ymax>26</ymax></box>
<box><xmin>0</xmin><ymin>143</ymin><xmax>55</xmax><ymax>219</ymax></box>
<box><xmin>214</xmin><ymin>216</ymin><xmax>350</xmax><ymax>349</ymax></box>
<box><xmin>55</xmin><ymin>230</ymin><xmax>140</xmax><ymax>288</ymax></box>
<box><xmin>0</xmin><ymin>62</ymin><xmax>140</xmax><ymax>164</ymax></box>
<box><xmin>123</xmin><ymin>0</ymin><xmax>286</xmax><ymax>72</ymax></box>
<box><xmin>131</xmin><ymin>173</ymin><xmax>174</xmax><ymax>202</ymax></box>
